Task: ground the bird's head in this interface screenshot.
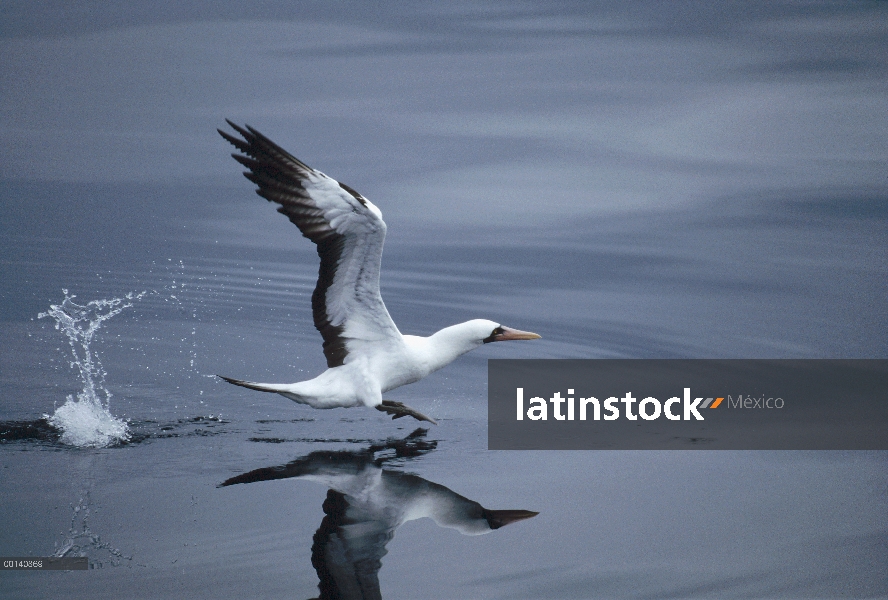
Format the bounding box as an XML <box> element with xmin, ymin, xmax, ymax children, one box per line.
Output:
<box><xmin>425</xmin><ymin>319</ymin><xmax>542</xmax><ymax>370</ymax></box>
<box><xmin>466</xmin><ymin>319</ymin><xmax>541</xmax><ymax>344</ymax></box>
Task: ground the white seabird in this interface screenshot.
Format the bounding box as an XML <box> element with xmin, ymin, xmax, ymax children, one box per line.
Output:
<box><xmin>217</xmin><ymin>121</ymin><xmax>541</xmax><ymax>424</ymax></box>
<box><xmin>219</xmin><ymin>429</ymin><xmax>538</xmax><ymax>598</ymax></box>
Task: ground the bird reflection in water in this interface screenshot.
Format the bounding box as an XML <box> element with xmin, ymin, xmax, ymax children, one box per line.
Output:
<box><xmin>219</xmin><ymin>429</ymin><xmax>538</xmax><ymax>599</ymax></box>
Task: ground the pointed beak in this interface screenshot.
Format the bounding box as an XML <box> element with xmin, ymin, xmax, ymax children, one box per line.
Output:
<box><xmin>492</xmin><ymin>326</ymin><xmax>542</xmax><ymax>342</ymax></box>
<box><xmin>483</xmin><ymin>509</ymin><xmax>540</xmax><ymax>529</ymax></box>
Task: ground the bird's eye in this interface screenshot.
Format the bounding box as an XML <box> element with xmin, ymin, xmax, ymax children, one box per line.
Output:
<box><xmin>491</xmin><ymin>327</ymin><xmax>504</xmax><ymax>336</ymax></box>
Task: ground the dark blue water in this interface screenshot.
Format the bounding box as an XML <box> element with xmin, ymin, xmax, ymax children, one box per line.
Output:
<box><xmin>2</xmin><ymin>3</ymin><xmax>886</xmax><ymax>598</ymax></box>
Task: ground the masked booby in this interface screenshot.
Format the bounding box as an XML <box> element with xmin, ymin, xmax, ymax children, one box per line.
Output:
<box><xmin>220</xmin><ymin>429</ymin><xmax>538</xmax><ymax>598</ymax></box>
<box><xmin>217</xmin><ymin>121</ymin><xmax>540</xmax><ymax>424</ymax></box>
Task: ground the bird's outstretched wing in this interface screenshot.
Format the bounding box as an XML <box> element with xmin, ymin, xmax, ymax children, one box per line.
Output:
<box><xmin>219</xmin><ymin>121</ymin><xmax>401</xmax><ymax>368</ymax></box>
<box><xmin>313</xmin><ymin>489</ymin><xmax>391</xmax><ymax>600</ymax></box>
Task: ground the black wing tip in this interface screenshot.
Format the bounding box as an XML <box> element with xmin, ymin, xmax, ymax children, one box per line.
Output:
<box><xmin>218</xmin><ymin>119</ymin><xmax>314</xmax><ymax>173</ymax></box>
<box><xmin>218</xmin><ymin>120</ymin><xmax>260</xmax><ymax>155</ymax></box>
<box><xmin>221</xmin><ymin>119</ymin><xmax>250</xmax><ymax>137</ymax></box>
<box><xmin>217</xmin><ymin>127</ymin><xmax>239</xmax><ymax>144</ymax></box>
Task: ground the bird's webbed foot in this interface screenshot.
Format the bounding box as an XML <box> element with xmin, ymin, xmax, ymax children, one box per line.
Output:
<box><xmin>376</xmin><ymin>400</ymin><xmax>438</xmax><ymax>425</ymax></box>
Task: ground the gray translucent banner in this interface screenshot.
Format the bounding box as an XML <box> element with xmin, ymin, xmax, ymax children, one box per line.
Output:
<box><xmin>0</xmin><ymin>557</ymin><xmax>88</xmax><ymax>570</ymax></box>
<box><xmin>488</xmin><ymin>360</ymin><xmax>887</xmax><ymax>450</ymax></box>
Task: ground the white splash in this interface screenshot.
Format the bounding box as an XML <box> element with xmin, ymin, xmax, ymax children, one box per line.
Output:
<box><xmin>53</xmin><ymin>490</ymin><xmax>132</xmax><ymax>567</ymax></box>
<box><xmin>39</xmin><ymin>290</ymin><xmax>144</xmax><ymax>447</ymax></box>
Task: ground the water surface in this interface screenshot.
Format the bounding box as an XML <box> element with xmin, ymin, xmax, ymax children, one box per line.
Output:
<box><xmin>1</xmin><ymin>2</ymin><xmax>886</xmax><ymax>598</ymax></box>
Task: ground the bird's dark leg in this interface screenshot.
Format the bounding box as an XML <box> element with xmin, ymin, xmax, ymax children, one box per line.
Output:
<box><xmin>376</xmin><ymin>400</ymin><xmax>438</xmax><ymax>425</ymax></box>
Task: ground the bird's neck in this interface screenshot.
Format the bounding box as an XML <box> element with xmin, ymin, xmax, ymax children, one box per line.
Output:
<box><xmin>420</xmin><ymin>322</ymin><xmax>485</xmax><ymax>374</ymax></box>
